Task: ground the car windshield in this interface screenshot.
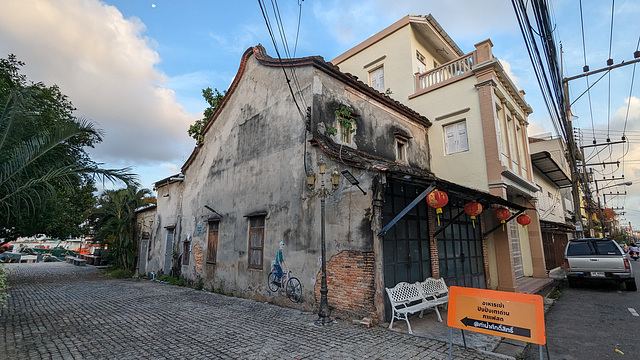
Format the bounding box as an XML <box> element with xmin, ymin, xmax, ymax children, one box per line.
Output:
<box><xmin>567</xmin><ymin>240</ymin><xmax>622</xmax><ymax>256</ymax></box>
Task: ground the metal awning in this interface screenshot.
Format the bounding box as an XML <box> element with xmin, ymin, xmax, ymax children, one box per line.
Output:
<box><xmin>378</xmin><ymin>174</ymin><xmax>529</xmax><ymax>236</ymax></box>
<box><xmin>531</xmin><ymin>151</ymin><xmax>572</xmax><ymax>188</ymax></box>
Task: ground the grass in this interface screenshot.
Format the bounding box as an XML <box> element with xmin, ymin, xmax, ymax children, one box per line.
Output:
<box><xmin>106</xmin><ymin>268</ymin><xmax>133</xmax><ymax>279</ymax></box>
<box><xmin>157</xmin><ymin>274</ymin><xmax>186</xmax><ymax>287</ymax></box>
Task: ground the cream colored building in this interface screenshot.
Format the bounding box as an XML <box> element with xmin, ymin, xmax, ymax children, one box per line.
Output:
<box><xmin>332</xmin><ymin>15</ymin><xmax>549</xmax><ymax>293</ymax></box>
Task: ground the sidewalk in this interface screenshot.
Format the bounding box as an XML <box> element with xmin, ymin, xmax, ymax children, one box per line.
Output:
<box><xmin>390</xmin><ymin>269</ymin><xmax>565</xmax><ymax>359</ymax></box>
<box><xmin>1</xmin><ymin>262</ymin><xmax>507</xmax><ymax>360</ymax></box>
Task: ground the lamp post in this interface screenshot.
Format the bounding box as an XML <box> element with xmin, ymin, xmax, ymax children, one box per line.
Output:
<box><xmin>307</xmin><ymin>158</ymin><xmax>340</xmax><ymax>326</ymax></box>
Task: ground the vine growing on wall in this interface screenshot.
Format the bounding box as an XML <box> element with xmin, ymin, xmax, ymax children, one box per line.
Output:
<box><xmin>327</xmin><ymin>105</ymin><xmax>357</xmax><ymax>142</ymax></box>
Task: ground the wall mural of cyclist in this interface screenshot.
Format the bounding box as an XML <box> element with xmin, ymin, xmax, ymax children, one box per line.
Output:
<box><xmin>269</xmin><ymin>241</ymin><xmax>302</xmax><ymax>303</ymax></box>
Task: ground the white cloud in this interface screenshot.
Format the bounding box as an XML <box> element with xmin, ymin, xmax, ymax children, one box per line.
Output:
<box><xmin>498</xmin><ymin>59</ymin><xmax>521</xmax><ymax>86</ymax></box>
<box><xmin>207</xmin><ymin>25</ymin><xmax>261</xmax><ymax>55</ymax></box>
<box><xmin>0</xmin><ymin>0</ymin><xmax>196</xmax><ymax>170</ymax></box>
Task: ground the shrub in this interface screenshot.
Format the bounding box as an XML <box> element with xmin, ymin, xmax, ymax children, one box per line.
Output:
<box><xmin>107</xmin><ymin>268</ymin><xmax>133</xmax><ymax>279</ymax></box>
<box><xmin>157</xmin><ymin>274</ymin><xmax>186</xmax><ymax>287</ymax></box>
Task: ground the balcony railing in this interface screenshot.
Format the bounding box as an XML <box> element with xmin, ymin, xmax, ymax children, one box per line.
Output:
<box><xmin>415</xmin><ymin>52</ymin><xmax>475</xmax><ymax>92</ymax></box>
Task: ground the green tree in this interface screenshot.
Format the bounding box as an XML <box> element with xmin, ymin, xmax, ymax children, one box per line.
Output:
<box><xmin>187</xmin><ymin>87</ymin><xmax>226</xmax><ymax>143</ymax></box>
<box><xmin>0</xmin><ymin>54</ymin><xmax>135</xmax><ymax>244</ymax></box>
<box><xmin>90</xmin><ymin>186</ymin><xmax>153</xmax><ymax>271</ymax></box>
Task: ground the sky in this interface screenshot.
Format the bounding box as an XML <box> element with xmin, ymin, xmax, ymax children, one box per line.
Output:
<box><xmin>1</xmin><ymin>0</ymin><xmax>639</xmax><ymax>230</ymax></box>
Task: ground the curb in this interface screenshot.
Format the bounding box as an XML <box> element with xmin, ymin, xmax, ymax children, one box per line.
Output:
<box><xmin>491</xmin><ymin>274</ymin><xmax>564</xmax><ymax>359</ymax></box>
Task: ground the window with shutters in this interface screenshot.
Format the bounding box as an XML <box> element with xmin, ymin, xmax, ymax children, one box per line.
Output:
<box><xmin>444</xmin><ymin>121</ymin><xmax>469</xmax><ymax>155</ymax></box>
<box><xmin>396</xmin><ymin>140</ymin><xmax>406</xmax><ymax>163</ymax></box>
<box><xmin>206</xmin><ymin>221</ymin><xmax>219</xmax><ymax>264</ymax></box>
<box><xmin>416</xmin><ymin>50</ymin><xmax>426</xmax><ymax>73</ymax></box>
<box><xmin>369</xmin><ymin>66</ymin><xmax>384</xmax><ymax>92</ymax></box>
<box><xmin>183</xmin><ymin>240</ymin><xmax>190</xmax><ymax>266</ymax></box>
<box><xmin>248</xmin><ymin>216</ymin><xmax>265</xmax><ymax>270</ymax></box>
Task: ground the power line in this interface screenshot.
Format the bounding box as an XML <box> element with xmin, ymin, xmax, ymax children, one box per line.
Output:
<box><xmin>257</xmin><ymin>0</ymin><xmax>305</xmax><ymax>118</ymax></box>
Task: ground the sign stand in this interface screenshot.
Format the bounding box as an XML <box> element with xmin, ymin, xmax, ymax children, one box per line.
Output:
<box><xmin>445</xmin><ymin>286</ymin><xmax>548</xmax><ymax>360</ymax></box>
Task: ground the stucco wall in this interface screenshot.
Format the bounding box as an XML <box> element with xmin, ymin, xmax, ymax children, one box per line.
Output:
<box><xmin>332</xmin><ymin>26</ymin><xmax>413</xmax><ymax>100</ymax></box>
<box><xmin>409</xmin><ymin>76</ymin><xmax>489</xmax><ymax>191</ymax></box>
<box><xmin>148</xmin><ymin>181</ymin><xmax>183</xmax><ymax>275</ymax></box>
<box><xmin>153</xmin><ymin>52</ymin><xmax>433</xmax><ymax>318</ymax></box>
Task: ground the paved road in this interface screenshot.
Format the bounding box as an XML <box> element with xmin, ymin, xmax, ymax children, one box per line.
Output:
<box><xmin>0</xmin><ymin>262</ymin><xmax>504</xmax><ymax>360</ymax></box>
<box><xmin>524</xmin><ymin>262</ymin><xmax>640</xmax><ymax>359</ymax></box>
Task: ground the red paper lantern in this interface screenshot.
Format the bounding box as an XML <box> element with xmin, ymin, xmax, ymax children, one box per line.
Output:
<box><xmin>517</xmin><ymin>214</ymin><xmax>532</xmax><ymax>227</ymax></box>
<box><xmin>495</xmin><ymin>207</ymin><xmax>511</xmax><ymax>231</ymax></box>
<box><xmin>464</xmin><ymin>201</ymin><xmax>483</xmax><ymax>218</ymax></box>
<box><xmin>427</xmin><ymin>189</ymin><xmax>449</xmax><ymax>213</ymax></box>
<box><xmin>427</xmin><ymin>189</ymin><xmax>448</xmax><ymax>226</ymax></box>
<box><xmin>495</xmin><ymin>208</ymin><xmax>511</xmax><ymax>222</ymax></box>
<box><xmin>464</xmin><ymin>201</ymin><xmax>483</xmax><ymax>229</ymax></box>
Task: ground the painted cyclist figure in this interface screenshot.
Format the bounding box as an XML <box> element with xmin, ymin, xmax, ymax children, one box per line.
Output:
<box><xmin>274</xmin><ymin>241</ymin><xmax>287</xmax><ymax>285</ymax></box>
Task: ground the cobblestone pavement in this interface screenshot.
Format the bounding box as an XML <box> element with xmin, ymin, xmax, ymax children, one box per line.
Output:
<box><xmin>1</xmin><ymin>263</ymin><xmax>506</xmax><ymax>360</ymax></box>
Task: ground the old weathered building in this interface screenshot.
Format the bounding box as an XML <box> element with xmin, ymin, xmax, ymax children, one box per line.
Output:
<box><xmin>139</xmin><ymin>45</ymin><xmax>532</xmax><ymax>323</ymax></box>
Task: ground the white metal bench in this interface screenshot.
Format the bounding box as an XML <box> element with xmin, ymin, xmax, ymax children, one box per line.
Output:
<box><xmin>385</xmin><ymin>277</ymin><xmax>449</xmax><ymax>334</ymax></box>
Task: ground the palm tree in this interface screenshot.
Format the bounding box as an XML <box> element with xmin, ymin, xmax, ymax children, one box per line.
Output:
<box><xmin>91</xmin><ymin>186</ymin><xmax>152</xmax><ymax>271</ymax></box>
<box><xmin>0</xmin><ymin>55</ymin><xmax>136</xmax><ymax>242</ymax></box>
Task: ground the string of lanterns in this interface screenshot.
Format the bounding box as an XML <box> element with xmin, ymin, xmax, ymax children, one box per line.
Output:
<box><xmin>426</xmin><ymin>189</ymin><xmax>531</xmax><ymax>231</ymax></box>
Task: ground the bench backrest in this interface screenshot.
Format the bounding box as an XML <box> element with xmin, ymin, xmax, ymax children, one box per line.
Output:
<box><xmin>417</xmin><ymin>278</ymin><xmax>448</xmax><ymax>298</ymax></box>
<box><xmin>385</xmin><ymin>282</ymin><xmax>423</xmax><ymax>305</ymax></box>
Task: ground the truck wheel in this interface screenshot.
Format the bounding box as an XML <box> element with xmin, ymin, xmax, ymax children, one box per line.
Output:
<box><xmin>567</xmin><ymin>277</ymin><xmax>578</xmax><ymax>288</ymax></box>
<box><xmin>626</xmin><ymin>279</ymin><xmax>637</xmax><ymax>291</ymax></box>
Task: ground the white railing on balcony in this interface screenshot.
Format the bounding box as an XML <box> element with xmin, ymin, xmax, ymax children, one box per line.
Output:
<box><xmin>415</xmin><ymin>52</ymin><xmax>475</xmax><ymax>92</ymax></box>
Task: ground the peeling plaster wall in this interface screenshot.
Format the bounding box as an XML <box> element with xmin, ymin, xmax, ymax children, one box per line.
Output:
<box><xmin>154</xmin><ymin>53</ymin><xmax>432</xmax><ymax>319</ymax></box>
<box><xmin>135</xmin><ymin>207</ymin><xmax>156</xmax><ymax>275</ymax></box>
<box><xmin>147</xmin><ymin>181</ymin><xmax>183</xmax><ymax>275</ymax></box>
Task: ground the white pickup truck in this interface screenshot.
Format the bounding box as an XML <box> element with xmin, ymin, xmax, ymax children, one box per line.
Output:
<box><xmin>564</xmin><ymin>238</ymin><xmax>637</xmax><ymax>291</ymax></box>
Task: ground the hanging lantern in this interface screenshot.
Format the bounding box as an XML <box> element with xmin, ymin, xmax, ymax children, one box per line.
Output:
<box><xmin>427</xmin><ymin>189</ymin><xmax>449</xmax><ymax>226</ymax></box>
<box><xmin>517</xmin><ymin>214</ymin><xmax>532</xmax><ymax>228</ymax></box>
<box><xmin>464</xmin><ymin>201</ymin><xmax>483</xmax><ymax>229</ymax></box>
<box><xmin>494</xmin><ymin>207</ymin><xmax>511</xmax><ymax>231</ymax></box>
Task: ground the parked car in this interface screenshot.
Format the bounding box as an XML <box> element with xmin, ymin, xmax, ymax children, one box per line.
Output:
<box><xmin>564</xmin><ymin>238</ymin><xmax>636</xmax><ymax>291</ymax></box>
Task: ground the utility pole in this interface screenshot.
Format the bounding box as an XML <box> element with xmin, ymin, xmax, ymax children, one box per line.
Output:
<box><xmin>561</xmin><ymin>55</ymin><xmax>640</xmax><ymax>238</ymax></box>
<box><xmin>562</xmin><ymin>79</ymin><xmax>585</xmax><ymax>238</ymax></box>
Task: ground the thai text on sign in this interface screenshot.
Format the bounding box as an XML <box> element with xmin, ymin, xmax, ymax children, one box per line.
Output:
<box><xmin>447</xmin><ymin>286</ymin><xmax>546</xmax><ymax>345</ymax></box>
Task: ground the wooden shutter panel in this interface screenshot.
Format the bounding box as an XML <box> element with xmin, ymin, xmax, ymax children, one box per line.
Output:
<box><xmin>457</xmin><ymin>121</ymin><xmax>469</xmax><ymax>152</ymax></box>
<box><xmin>445</xmin><ymin>124</ymin><xmax>456</xmax><ymax>154</ymax></box>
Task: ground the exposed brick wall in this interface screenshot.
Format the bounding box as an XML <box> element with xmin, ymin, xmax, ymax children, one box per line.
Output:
<box><xmin>315</xmin><ymin>250</ymin><xmax>375</xmax><ymax>320</ymax></box>
<box><xmin>428</xmin><ymin>207</ymin><xmax>440</xmax><ymax>278</ymax></box>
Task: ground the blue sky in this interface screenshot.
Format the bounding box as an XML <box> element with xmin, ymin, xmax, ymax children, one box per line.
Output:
<box><xmin>1</xmin><ymin>0</ymin><xmax>639</xmax><ymax>229</ymax></box>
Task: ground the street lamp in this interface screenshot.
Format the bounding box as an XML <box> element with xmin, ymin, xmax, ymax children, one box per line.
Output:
<box><xmin>598</xmin><ymin>181</ymin><xmax>632</xmax><ymax>192</ymax></box>
<box><xmin>307</xmin><ymin>158</ymin><xmax>340</xmax><ymax>326</ymax></box>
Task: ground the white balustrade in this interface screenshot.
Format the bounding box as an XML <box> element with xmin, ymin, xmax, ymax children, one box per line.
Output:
<box><xmin>415</xmin><ymin>53</ymin><xmax>475</xmax><ymax>92</ymax></box>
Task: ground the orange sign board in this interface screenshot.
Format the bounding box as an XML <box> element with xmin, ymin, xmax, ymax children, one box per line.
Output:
<box><xmin>447</xmin><ymin>286</ymin><xmax>546</xmax><ymax>345</ymax></box>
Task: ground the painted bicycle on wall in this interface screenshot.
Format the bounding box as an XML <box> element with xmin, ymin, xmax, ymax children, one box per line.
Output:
<box><xmin>268</xmin><ymin>263</ymin><xmax>302</xmax><ymax>303</ymax></box>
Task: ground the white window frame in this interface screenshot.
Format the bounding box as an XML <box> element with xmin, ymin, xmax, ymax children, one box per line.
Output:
<box><xmin>444</xmin><ymin>120</ymin><xmax>469</xmax><ymax>155</ymax></box>
<box><xmin>369</xmin><ymin>66</ymin><xmax>384</xmax><ymax>92</ymax></box>
<box><xmin>396</xmin><ymin>139</ymin><xmax>407</xmax><ymax>164</ymax></box>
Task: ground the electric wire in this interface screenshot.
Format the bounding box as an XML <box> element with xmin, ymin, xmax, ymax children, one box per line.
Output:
<box><xmin>606</xmin><ymin>0</ymin><xmax>616</xmax><ymax>141</ymax></box>
<box><xmin>257</xmin><ymin>0</ymin><xmax>305</xmax><ymax>118</ymax></box>
<box><xmin>293</xmin><ymin>0</ymin><xmax>303</xmax><ymax>57</ymax></box>
<box><xmin>623</xmin><ymin>35</ymin><xmax>640</xmax><ymax>137</ymax></box>
<box><xmin>270</xmin><ymin>0</ymin><xmax>307</xmax><ymax>111</ymax></box>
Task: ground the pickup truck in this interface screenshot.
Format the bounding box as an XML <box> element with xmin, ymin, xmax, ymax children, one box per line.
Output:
<box><xmin>564</xmin><ymin>238</ymin><xmax>636</xmax><ymax>291</ymax></box>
